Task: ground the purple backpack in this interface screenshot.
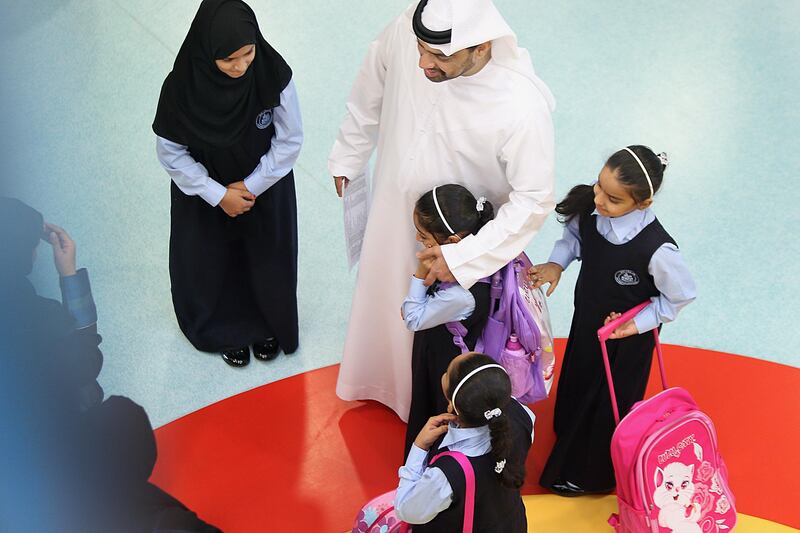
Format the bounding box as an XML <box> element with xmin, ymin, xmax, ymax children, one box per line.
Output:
<box><xmin>447</xmin><ymin>253</ymin><xmax>555</xmax><ymax>404</ymax></box>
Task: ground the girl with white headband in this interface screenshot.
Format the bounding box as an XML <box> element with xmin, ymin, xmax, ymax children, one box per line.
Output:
<box><xmin>529</xmin><ymin>145</ymin><xmax>696</xmax><ymax>495</ymax></box>
<box><xmin>401</xmin><ymin>184</ymin><xmax>495</xmax><ymax>458</ymax></box>
<box><xmin>395</xmin><ymin>352</ymin><xmax>536</xmax><ymax>532</ymax></box>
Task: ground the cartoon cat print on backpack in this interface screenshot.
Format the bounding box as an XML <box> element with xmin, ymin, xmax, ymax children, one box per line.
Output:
<box><xmin>653</xmin><ymin>462</ymin><xmax>701</xmax><ymax>533</ymax></box>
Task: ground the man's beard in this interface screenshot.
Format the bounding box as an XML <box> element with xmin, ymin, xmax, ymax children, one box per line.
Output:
<box><xmin>424</xmin><ymin>53</ymin><xmax>476</xmax><ymax>83</ymax></box>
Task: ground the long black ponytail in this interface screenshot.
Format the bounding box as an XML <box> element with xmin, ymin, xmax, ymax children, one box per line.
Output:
<box><xmin>446</xmin><ymin>353</ymin><xmax>525</xmax><ymax>489</ymax></box>
<box><xmin>554</xmin><ymin>184</ymin><xmax>594</xmax><ymax>224</ymax></box>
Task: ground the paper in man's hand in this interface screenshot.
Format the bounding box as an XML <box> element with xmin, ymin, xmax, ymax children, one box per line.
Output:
<box><xmin>343</xmin><ymin>169</ymin><xmax>370</xmax><ymax>270</ymax></box>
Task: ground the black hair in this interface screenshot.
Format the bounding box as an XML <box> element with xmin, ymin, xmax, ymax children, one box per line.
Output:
<box><xmin>555</xmin><ymin>145</ymin><xmax>667</xmax><ymax>223</ymax></box>
<box><xmin>1</xmin><ymin>197</ymin><xmax>44</xmax><ymax>280</ymax></box>
<box><xmin>446</xmin><ymin>352</ymin><xmax>525</xmax><ymax>489</ymax></box>
<box><xmin>415</xmin><ymin>184</ymin><xmax>495</xmax><ymax>243</ymax></box>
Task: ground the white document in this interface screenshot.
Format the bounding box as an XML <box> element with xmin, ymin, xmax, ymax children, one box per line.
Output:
<box><xmin>342</xmin><ymin>169</ymin><xmax>371</xmax><ymax>270</ymax></box>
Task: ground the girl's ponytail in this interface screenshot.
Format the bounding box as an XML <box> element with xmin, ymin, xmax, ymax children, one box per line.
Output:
<box><xmin>474</xmin><ymin>198</ymin><xmax>495</xmax><ymax>234</ymax></box>
<box><xmin>555</xmin><ymin>184</ymin><xmax>595</xmax><ymax>224</ymax></box>
<box><xmin>487</xmin><ymin>414</ymin><xmax>525</xmax><ymax>489</ymax></box>
<box><xmin>446</xmin><ymin>353</ymin><xmax>526</xmax><ymax>490</ymax></box>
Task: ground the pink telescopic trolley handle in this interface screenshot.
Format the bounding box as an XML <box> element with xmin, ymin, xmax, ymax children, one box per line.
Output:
<box><xmin>597</xmin><ymin>301</ymin><xmax>668</xmax><ymax>425</ymax></box>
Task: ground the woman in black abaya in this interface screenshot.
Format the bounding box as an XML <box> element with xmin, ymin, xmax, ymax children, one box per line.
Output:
<box><xmin>153</xmin><ymin>0</ymin><xmax>302</xmax><ymax>366</ymax></box>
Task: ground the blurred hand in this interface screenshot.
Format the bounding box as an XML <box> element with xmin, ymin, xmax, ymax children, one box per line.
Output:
<box><xmin>44</xmin><ymin>222</ymin><xmax>77</xmax><ymax>277</ymax></box>
<box><xmin>334</xmin><ymin>176</ymin><xmax>349</xmax><ymax>198</ymax></box>
<box><xmin>604</xmin><ymin>312</ymin><xmax>640</xmax><ymax>339</ymax></box>
<box><xmin>416</xmin><ymin>246</ymin><xmax>455</xmax><ymax>286</ymax></box>
<box><xmin>414</xmin><ymin>413</ymin><xmax>457</xmax><ymax>450</ymax></box>
<box><xmin>228</xmin><ymin>180</ymin><xmax>249</xmax><ymax>192</ymax></box>
<box><xmin>414</xmin><ymin>256</ymin><xmax>434</xmax><ymax>280</ymax></box>
<box><xmin>528</xmin><ymin>262</ymin><xmax>563</xmax><ymax>296</ymax></box>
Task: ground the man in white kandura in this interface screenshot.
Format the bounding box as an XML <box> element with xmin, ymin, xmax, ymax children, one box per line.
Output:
<box><xmin>329</xmin><ymin>0</ymin><xmax>556</xmax><ymax>420</ymax></box>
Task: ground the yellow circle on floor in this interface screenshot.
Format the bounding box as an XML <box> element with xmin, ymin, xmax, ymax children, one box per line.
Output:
<box><xmin>523</xmin><ymin>494</ymin><xmax>798</xmax><ymax>532</ymax></box>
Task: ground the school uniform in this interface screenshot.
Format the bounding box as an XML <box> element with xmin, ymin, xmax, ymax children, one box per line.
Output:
<box><xmin>402</xmin><ymin>277</ymin><xmax>491</xmax><ymax>457</ymax></box>
<box><xmin>540</xmin><ymin>208</ymin><xmax>696</xmax><ymax>491</ymax></box>
<box><xmin>396</xmin><ymin>399</ymin><xmax>535</xmax><ymax>532</ymax></box>
<box><xmin>153</xmin><ymin>0</ymin><xmax>302</xmax><ymax>354</ymax></box>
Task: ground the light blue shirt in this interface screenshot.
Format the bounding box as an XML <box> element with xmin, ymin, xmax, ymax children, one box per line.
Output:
<box><xmin>60</xmin><ymin>268</ymin><xmax>96</xmax><ymax>330</ymax></box>
<box><xmin>395</xmin><ymin>402</ymin><xmax>535</xmax><ymax>524</ymax></box>
<box><xmin>402</xmin><ymin>276</ymin><xmax>475</xmax><ymax>331</ymax></box>
<box><xmin>155</xmin><ymin>79</ymin><xmax>303</xmax><ymax>206</ymax></box>
<box><xmin>548</xmin><ymin>208</ymin><xmax>696</xmax><ymax>333</ymax></box>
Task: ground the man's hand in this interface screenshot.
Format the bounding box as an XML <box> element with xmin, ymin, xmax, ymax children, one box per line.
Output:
<box><xmin>604</xmin><ymin>312</ymin><xmax>640</xmax><ymax>339</ymax></box>
<box><xmin>414</xmin><ymin>413</ymin><xmax>457</xmax><ymax>451</ymax></box>
<box><xmin>334</xmin><ymin>176</ymin><xmax>349</xmax><ymax>198</ymax></box>
<box><xmin>228</xmin><ymin>180</ymin><xmax>249</xmax><ymax>192</ymax></box>
<box><xmin>220</xmin><ymin>188</ymin><xmax>256</xmax><ymax>217</ymax></box>
<box><xmin>416</xmin><ymin>245</ymin><xmax>455</xmax><ymax>286</ymax></box>
<box><xmin>44</xmin><ymin>222</ymin><xmax>77</xmax><ymax>277</ymax></box>
<box><xmin>528</xmin><ymin>262</ymin><xmax>563</xmax><ymax>297</ymax></box>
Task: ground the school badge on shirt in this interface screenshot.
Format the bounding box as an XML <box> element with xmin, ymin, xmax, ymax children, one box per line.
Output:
<box><xmin>256</xmin><ymin>109</ymin><xmax>273</xmax><ymax>129</ymax></box>
<box><xmin>615</xmin><ymin>269</ymin><xmax>640</xmax><ymax>286</ymax></box>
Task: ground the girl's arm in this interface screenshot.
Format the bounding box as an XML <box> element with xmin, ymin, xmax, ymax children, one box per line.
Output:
<box><xmin>242</xmin><ymin>79</ymin><xmax>303</xmax><ymax>196</ymax></box>
<box><xmin>547</xmin><ymin>215</ymin><xmax>582</xmax><ymax>270</ymax></box>
<box><xmin>401</xmin><ymin>278</ymin><xmax>476</xmax><ymax>331</ymax></box>
<box><xmin>633</xmin><ymin>244</ymin><xmax>697</xmax><ymax>333</ymax></box>
<box><xmin>395</xmin><ymin>449</ymin><xmax>453</xmax><ymax>524</ymax></box>
<box><xmin>156</xmin><ymin>136</ymin><xmax>226</xmax><ymax>206</ymax></box>
<box><xmin>529</xmin><ymin>216</ymin><xmax>581</xmax><ymax>295</ymax></box>
<box><xmin>395</xmin><ymin>414</ymin><xmax>456</xmax><ymax>524</ymax></box>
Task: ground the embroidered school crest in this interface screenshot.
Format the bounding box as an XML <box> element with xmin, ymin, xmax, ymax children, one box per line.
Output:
<box><xmin>615</xmin><ymin>269</ymin><xmax>640</xmax><ymax>286</ymax></box>
<box><xmin>255</xmin><ymin>109</ymin><xmax>273</xmax><ymax>129</ymax></box>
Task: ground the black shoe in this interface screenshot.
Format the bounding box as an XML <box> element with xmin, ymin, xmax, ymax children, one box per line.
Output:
<box><xmin>221</xmin><ymin>346</ymin><xmax>250</xmax><ymax>367</ymax></box>
<box><xmin>549</xmin><ymin>481</ymin><xmax>613</xmax><ymax>497</ymax></box>
<box><xmin>253</xmin><ymin>337</ymin><xmax>280</xmax><ymax>361</ymax></box>
<box><xmin>549</xmin><ymin>481</ymin><xmax>584</xmax><ymax>497</ymax></box>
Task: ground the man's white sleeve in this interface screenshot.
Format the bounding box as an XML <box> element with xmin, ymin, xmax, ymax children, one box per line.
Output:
<box><xmin>442</xmin><ymin>104</ymin><xmax>556</xmax><ymax>288</ymax></box>
<box><xmin>327</xmin><ymin>17</ymin><xmax>396</xmax><ymax>180</ymax></box>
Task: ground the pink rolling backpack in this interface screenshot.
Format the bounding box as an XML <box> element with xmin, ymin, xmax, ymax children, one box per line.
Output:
<box><xmin>600</xmin><ymin>303</ymin><xmax>737</xmax><ymax>533</ymax></box>
<box><xmin>351</xmin><ymin>451</ymin><xmax>476</xmax><ymax>533</ymax></box>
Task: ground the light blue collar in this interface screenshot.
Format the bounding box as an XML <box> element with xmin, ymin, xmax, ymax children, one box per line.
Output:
<box><xmin>592</xmin><ymin>208</ymin><xmax>654</xmax><ymax>243</ymax></box>
<box><xmin>440</xmin><ymin>423</ymin><xmax>491</xmax><ymax>457</ymax></box>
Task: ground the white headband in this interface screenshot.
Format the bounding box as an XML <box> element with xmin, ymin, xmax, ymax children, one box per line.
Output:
<box><xmin>622</xmin><ymin>147</ymin><xmax>654</xmax><ymax>200</ymax></box>
<box><xmin>432</xmin><ymin>186</ymin><xmax>456</xmax><ymax>235</ymax></box>
<box><xmin>451</xmin><ymin>363</ymin><xmax>507</xmax><ymax>415</ymax></box>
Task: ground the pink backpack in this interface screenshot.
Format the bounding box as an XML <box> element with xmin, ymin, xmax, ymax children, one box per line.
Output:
<box><xmin>351</xmin><ymin>451</ymin><xmax>476</xmax><ymax>533</ymax></box>
<box><xmin>600</xmin><ymin>303</ymin><xmax>737</xmax><ymax>533</ymax></box>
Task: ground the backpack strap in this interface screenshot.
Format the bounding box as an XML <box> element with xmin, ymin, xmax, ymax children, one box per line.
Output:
<box><xmin>445</xmin><ymin>277</ymin><xmax>492</xmax><ymax>354</ymax></box>
<box><xmin>488</xmin><ymin>270</ymin><xmax>503</xmax><ymax>308</ymax></box>
<box><xmin>429</xmin><ymin>451</ymin><xmax>476</xmax><ymax>533</ymax></box>
<box><xmin>445</xmin><ymin>321</ymin><xmax>470</xmax><ymax>353</ymax></box>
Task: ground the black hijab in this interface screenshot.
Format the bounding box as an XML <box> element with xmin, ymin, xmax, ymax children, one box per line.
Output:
<box><xmin>152</xmin><ymin>0</ymin><xmax>292</xmax><ymax>149</ymax></box>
